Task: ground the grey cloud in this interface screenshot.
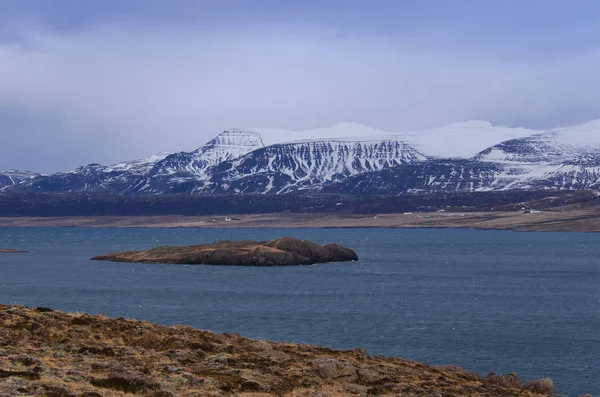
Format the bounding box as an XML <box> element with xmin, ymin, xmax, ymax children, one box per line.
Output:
<box><xmin>1</xmin><ymin>27</ymin><xmax>600</xmax><ymax>172</ymax></box>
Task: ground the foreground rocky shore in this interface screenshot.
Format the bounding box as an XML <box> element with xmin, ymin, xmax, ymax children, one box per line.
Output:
<box><xmin>92</xmin><ymin>238</ymin><xmax>358</xmax><ymax>266</ymax></box>
<box><xmin>0</xmin><ymin>305</ymin><xmax>564</xmax><ymax>396</ymax></box>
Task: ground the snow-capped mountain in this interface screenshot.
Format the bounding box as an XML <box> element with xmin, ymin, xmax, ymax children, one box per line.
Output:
<box><xmin>0</xmin><ymin>170</ymin><xmax>40</xmax><ymax>190</ymax></box>
<box><xmin>6</xmin><ymin>120</ymin><xmax>600</xmax><ymax>195</ymax></box>
<box><xmin>472</xmin><ymin>120</ymin><xmax>600</xmax><ymax>191</ymax></box>
<box><xmin>105</xmin><ymin>124</ymin><xmax>418</xmax><ymax>194</ymax></box>
<box><xmin>14</xmin><ymin>153</ymin><xmax>169</xmax><ymax>193</ymax></box>
<box><xmin>127</xmin><ymin>129</ymin><xmax>269</xmax><ymax>193</ymax></box>
<box><xmin>198</xmin><ymin>139</ymin><xmax>425</xmax><ymax>194</ymax></box>
<box><xmin>10</xmin><ymin>124</ymin><xmax>410</xmax><ymax>194</ymax></box>
<box><xmin>477</xmin><ymin>120</ymin><xmax>600</xmax><ymax>163</ymax></box>
<box><xmin>325</xmin><ymin>120</ymin><xmax>600</xmax><ymax>194</ymax></box>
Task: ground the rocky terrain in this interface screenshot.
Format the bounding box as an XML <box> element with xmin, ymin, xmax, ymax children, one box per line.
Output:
<box><xmin>91</xmin><ymin>238</ymin><xmax>358</xmax><ymax>266</ymax></box>
<box><xmin>0</xmin><ymin>304</ymin><xmax>564</xmax><ymax>397</ymax></box>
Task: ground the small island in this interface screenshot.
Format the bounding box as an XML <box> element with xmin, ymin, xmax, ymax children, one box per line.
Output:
<box><xmin>0</xmin><ymin>248</ymin><xmax>26</xmax><ymax>253</ymax></box>
<box><xmin>91</xmin><ymin>237</ymin><xmax>358</xmax><ymax>266</ymax></box>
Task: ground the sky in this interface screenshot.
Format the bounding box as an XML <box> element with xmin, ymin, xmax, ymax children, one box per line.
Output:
<box><xmin>2</xmin><ymin>0</ymin><xmax>600</xmax><ymax>172</ymax></box>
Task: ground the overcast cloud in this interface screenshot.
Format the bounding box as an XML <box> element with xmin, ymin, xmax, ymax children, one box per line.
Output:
<box><xmin>1</xmin><ymin>0</ymin><xmax>600</xmax><ymax>172</ymax></box>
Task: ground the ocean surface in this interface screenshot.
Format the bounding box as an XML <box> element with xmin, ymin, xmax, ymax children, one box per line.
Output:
<box><xmin>1</xmin><ymin>227</ymin><xmax>598</xmax><ymax>396</ymax></box>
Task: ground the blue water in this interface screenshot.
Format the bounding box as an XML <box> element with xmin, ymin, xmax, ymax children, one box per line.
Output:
<box><xmin>0</xmin><ymin>227</ymin><xmax>598</xmax><ymax>396</ymax></box>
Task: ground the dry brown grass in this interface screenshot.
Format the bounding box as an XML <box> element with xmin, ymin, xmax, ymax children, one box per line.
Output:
<box><xmin>0</xmin><ymin>305</ymin><xmax>559</xmax><ymax>397</ymax></box>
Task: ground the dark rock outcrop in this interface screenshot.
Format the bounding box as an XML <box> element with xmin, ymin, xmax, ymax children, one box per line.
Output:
<box><xmin>486</xmin><ymin>372</ymin><xmax>521</xmax><ymax>389</ymax></box>
<box><xmin>91</xmin><ymin>237</ymin><xmax>358</xmax><ymax>266</ymax></box>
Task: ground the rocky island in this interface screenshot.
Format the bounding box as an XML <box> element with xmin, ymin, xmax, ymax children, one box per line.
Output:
<box><xmin>0</xmin><ymin>248</ymin><xmax>25</xmax><ymax>253</ymax></box>
<box><xmin>0</xmin><ymin>304</ymin><xmax>560</xmax><ymax>396</ymax></box>
<box><xmin>91</xmin><ymin>237</ymin><xmax>358</xmax><ymax>266</ymax></box>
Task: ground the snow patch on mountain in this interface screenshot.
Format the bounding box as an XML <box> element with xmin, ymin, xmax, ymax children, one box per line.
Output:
<box><xmin>104</xmin><ymin>152</ymin><xmax>171</xmax><ymax>173</ymax></box>
<box><xmin>399</xmin><ymin>121</ymin><xmax>540</xmax><ymax>159</ymax></box>
<box><xmin>0</xmin><ymin>170</ymin><xmax>40</xmax><ymax>190</ymax></box>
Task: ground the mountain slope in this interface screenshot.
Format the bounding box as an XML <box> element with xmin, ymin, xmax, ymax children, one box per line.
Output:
<box><xmin>321</xmin><ymin>160</ymin><xmax>503</xmax><ymax>195</ymax></box>
<box><xmin>200</xmin><ymin>140</ymin><xmax>426</xmax><ymax>194</ymax></box>
<box><xmin>0</xmin><ymin>170</ymin><xmax>40</xmax><ymax>190</ymax></box>
<box><xmin>13</xmin><ymin>153</ymin><xmax>169</xmax><ymax>194</ymax></box>
<box><xmin>473</xmin><ymin>120</ymin><xmax>600</xmax><ymax>190</ymax></box>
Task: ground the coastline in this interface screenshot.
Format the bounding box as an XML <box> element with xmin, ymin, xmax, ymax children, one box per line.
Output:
<box><xmin>0</xmin><ymin>304</ymin><xmax>558</xmax><ymax>396</ymax></box>
<box><xmin>0</xmin><ymin>209</ymin><xmax>599</xmax><ymax>232</ymax></box>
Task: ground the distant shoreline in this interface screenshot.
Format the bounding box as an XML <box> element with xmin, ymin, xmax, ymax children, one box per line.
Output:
<box><xmin>0</xmin><ymin>209</ymin><xmax>598</xmax><ymax>232</ymax></box>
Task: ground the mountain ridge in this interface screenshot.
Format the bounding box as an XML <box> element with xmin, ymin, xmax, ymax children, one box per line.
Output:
<box><xmin>4</xmin><ymin>119</ymin><xmax>600</xmax><ymax>195</ymax></box>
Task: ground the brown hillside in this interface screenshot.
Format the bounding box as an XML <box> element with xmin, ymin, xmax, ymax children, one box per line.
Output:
<box><xmin>0</xmin><ymin>305</ymin><xmax>560</xmax><ymax>396</ymax></box>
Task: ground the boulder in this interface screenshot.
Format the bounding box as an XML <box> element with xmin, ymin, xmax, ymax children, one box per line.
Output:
<box><xmin>344</xmin><ymin>382</ymin><xmax>369</xmax><ymax>394</ymax></box>
<box><xmin>312</xmin><ymin>357</ymin><xmax>357</xmax><ymax>380</ymax></box>
<box><xmin>505</xmin><ymin>372</ymin><xmax>521</xmax><ymax>389</ymax></box>
<box><xmin>323</xmin><ymin>243</ymin><xmax>360</xmax><ymax>262</ymax></box>
<box><xmin>522</xmin><ymin>378</ymin><xmax>553</xmax><ymax>394</ymax></box>
<box><xmin>485</xmin><ymin>372</ymin><xmax>520</xmax><ymax>389</ymax></box>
